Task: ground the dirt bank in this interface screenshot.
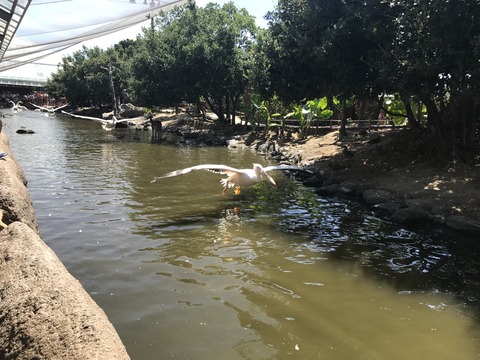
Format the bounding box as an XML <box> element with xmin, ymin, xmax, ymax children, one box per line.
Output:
<box><xmin>278</xmin><ymin>128</ymin><xmax>480</xmax><ymax>230</ymax></box>
<box><xmin>0</xmin><ymin>132</ymin><xmax>130</xmax><ymax>359</ymax></box>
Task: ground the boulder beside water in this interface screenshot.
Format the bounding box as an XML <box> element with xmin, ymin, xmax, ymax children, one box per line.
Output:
<box><xmin>0</xmin><ymin>132</ymin><xmax>130</xmax><ymax>359</ymax></box>
<box><xmin>16</xmin><ymin>128</ymin><xmax>35</xmax><ymax>134</ymax></box>
<box><xmin>0</xmin><ymin>222</ymin><xmax>130</xmax><ymax>359</ymax></box>
<box><xmin>446</xmin><ymin>215</ymin><xmax>480</xmax><ymax>235</ymax></box>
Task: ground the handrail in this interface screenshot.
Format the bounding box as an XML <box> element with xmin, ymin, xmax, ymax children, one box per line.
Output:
<box><xmin>272</xmin><ymin>118</ymin><xmax>401</xmax><ymax>130</ymax></box>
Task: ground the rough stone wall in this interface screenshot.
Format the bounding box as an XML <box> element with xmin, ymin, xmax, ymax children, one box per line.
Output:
<box><xmin>0</xmin><ymin>132</ymin><xmax>130</xmax><ymax>359</ymax></box>
<box><xmin>0</xmin><ymin>133</ymin><xmax>38</xmax><ymax>232</ymax></box>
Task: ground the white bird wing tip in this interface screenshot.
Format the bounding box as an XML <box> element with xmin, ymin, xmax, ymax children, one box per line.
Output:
<box><xmin>264</xmin><ymin>165</ymin><xmax>314</xmax><ymax>175</ymax></box>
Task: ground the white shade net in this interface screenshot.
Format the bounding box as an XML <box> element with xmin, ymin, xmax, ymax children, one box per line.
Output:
<box><xmin>0</xmin><ymin>0</ymin><xmax>187</xmax><ymax>73</ymax></box>
<box><xmin>0</xmin><ymin>0</ymin><xmax>31</xmax><ymax>61</ymax></box>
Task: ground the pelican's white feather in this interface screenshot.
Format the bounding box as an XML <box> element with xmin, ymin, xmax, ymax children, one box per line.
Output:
<box><xmin>61</xmin><ymin>110</ymin><xmax>131</xmax><ymax>131</ymax></box>
<box><xmin>10</xmin><ymin>101</ymin><xmax>28</xmax><ymax>111</ymax></box>
<box><xmin>31</xmin><ymin>103</ymin><xmax>69</xmax><ymax>114</ymax></box>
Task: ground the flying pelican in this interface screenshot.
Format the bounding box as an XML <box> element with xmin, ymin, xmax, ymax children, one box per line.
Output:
<box><xmin>61</xmin><ymin>110</ymin><xmax>131</xmax><ymax>131</ymax></box>
<box><xmin>151</xmin><ymin>163</ymin><xmax>312</xmax><ymax>195</ymax></box>
<box><xmin>31</xmin><ymin>103</ymin><xmax>69</xmax><ymax>115</ymax></box>
<box><xmin>10</xmin><ymin>101</ymin><xmax>28</xmax><ymax>112</ymax></box>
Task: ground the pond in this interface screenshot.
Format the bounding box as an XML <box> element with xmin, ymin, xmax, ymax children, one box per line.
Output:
<box><xmin>3</xmin><ymin>109</ymin><xmax>480</xmax><ymax>359</ymax></box>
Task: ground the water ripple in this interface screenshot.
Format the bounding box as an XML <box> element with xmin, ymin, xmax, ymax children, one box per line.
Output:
<box><xmin>4</xmin><ymin>111</ymin><xmax>480</xmax><ymax>359</ymax></box>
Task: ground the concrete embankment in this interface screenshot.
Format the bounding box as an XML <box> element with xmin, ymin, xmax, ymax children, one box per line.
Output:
<box><xmin>0</xmin><ymin>131</ymin><xmax>130</xmax><ymax>359</ymax></box>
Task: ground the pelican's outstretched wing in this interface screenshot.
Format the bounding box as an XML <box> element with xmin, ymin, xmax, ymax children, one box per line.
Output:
<box><xmin>30</xmin><ymin>103</ymin><xmax>49</xmax><ymax>111</ymax></box>
<box><xmin>263</xmin><ymin>165</ymin><xmax>313</xmax><ymax>174</ymax></box>
<box><xmin>51</xmin><ymin>103</ymin><xmax>69</xmax><ymax>112</ymax></box>
<box><xmin>32</xmin><ymin>103</ymin><xmax>68</xmax><ymax>112</ymax></box>
<box><xmin>151</xmin><ymin>164</ymin><xmax>241</xmax><ymax>183</ymax></box>
<box><xmin>115</xmin><ymin>118</ymin><xmax>132</xmax><ymax>124</ymax></box>
<box><xmin>61</xmin><ymin>110</ymin><xmax>109</xmax><ymax>123</ymax></box>
<box><xmin>10</xmin><ymin>101</ymin><xmax>26</xmax><ymax>110</ymax></box>
<box><xmin>62</xmin><ymin>111</ymin><xmax>131</xmax><ymax>124</ymax></box>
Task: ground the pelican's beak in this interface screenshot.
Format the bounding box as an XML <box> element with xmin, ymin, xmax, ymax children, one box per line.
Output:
<box><xmin>262</xmin><ymin>171</ymin><xmax>276</xmax><ymax>186</ymax></box>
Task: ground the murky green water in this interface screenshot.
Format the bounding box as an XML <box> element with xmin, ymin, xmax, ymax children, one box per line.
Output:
<box><xmin>3</xmin><ymin>110</ymin><xmax>480</xmax><ymax>359</ymax></box>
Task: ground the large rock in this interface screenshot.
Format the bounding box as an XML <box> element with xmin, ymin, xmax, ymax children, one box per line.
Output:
<box><xmin>405</xmin><ymin>198</ymin><xmax>434</xmax><ymax>211</ymax></box>
<box><xmin>0</xmin><ymin>132</ymin><xmax>129</xmax><ymax>359</ymax></box>
<box><xmin>0</xmin><ymin>132</ymin><xmax>38</xmax><ymax>232</ymax></box>
<box><xmin>338</xmin><ymin>181</ymin><xmax>357</xmax><ymax>195</ymax></box>
<box><xmin>316</xmin><ymin>183</ymin><xmax>340</xmax><ymax>195</ymax></box>
<box><xmin>391</xmin><ymin>206</ymin><xmax>430</xmax><ymax>223</ymax></box>
<box><xmin>0</xmin><ymin>222</ymin><xmax>130</xmax><ymax>359</ymax></box>
<box><xmin>446</xmin><ymin>215</ymin><xmax>480</xmax><ymax>235</ymax></box>
<box><xmin>119</xmin><ymin>103</ymin><xmax>144</xmax><ymax>118</ymax></box>
<box><xmin>373</xmin><ymin>201</ymin><xmax>401</xmax><ymax>215</ymax></box>
<box><xmin>363</xmin><ymin>189</ymin><xmax>391</xmax><ymax>205</ymax></box>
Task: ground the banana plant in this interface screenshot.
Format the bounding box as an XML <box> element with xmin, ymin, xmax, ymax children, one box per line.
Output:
<box><xmin>286</xmin><ymin>104</ymin><xmax>311</xmax><ymax>139</ymax></box>
<box><xmin>252</xmin><ymin>98</ymin><xmax>278</xmax><ymax>134</ymax></box>
<box><xmin>306</xmin><ymin>97</ymin><xmax>334</xmax><ymax>133</ymax></box>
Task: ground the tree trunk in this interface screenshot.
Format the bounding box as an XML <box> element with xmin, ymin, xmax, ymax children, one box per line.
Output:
<box><xmin>401</xmin><ymin>95</ymin><xmax>423</xmax><ymax>131</ymax></box>
<box><xmin>218</xmin><ymin>97</ymin><xmax>225</xmax><ymax>123</ymax></box>
<box><xmin>462</xmin><ymin>97</ymin><xmax>476</xmax><ymax>148</ymax></box>
<box><xmin>225</xmin><ymin>95</ymin><xmax>233</xmax><ymax>125</ymax></box>
<box><xmin>103</xmin><ymin>63</ymin><xmax>118</xmax><ymax>116</ymax></box>
<box><xmin>422</xmin><ymin>96</ymin><xmax>452</xmax><ymax>159</ymax></box>
<box><xmin>196</xmin><ymin>102</ymin><xmax>206</xmax><ymax>121</ymax></box>
<box><xmin>376</xmin><ymin>94</ymin><xmax>385</xmax><ymax>121</ymax></box>
<box><xmin>204</xmin><ymin>96</ymin><xmax>225</xmax><ymax>123</ymax></box>
<box><xmin>357</xmin><ymin>99</ymin><xmax>366</xmax><ymax>120</ymax></box>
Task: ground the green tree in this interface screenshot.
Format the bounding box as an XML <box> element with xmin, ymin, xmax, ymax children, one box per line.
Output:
<box><xmin>46</xmin><ymin>47</ymin><xmax>96</xmax><ymax>106</ymax></box>
<box><xmin>389</xmin><ymin>0</ymin><xmax>480</xmax><ymax>155</ymax></box>
<box><xmin>265</xmin><ymin>0</ymin><xmax>480</xmax><ymax>158</ymax></box>
<box><xmin>265</xmin><ymin>0</ymin><xmax>395</xmax><ymax>135</ymax></box>
<box><xmin>132</xmin><ymin>0</ymin><xmax>257</xmax><ymax>123</ymax></box>
<box><xmin>131</xmin><ymin>17</ymin><xmax>182</xmax><ymax>107</ymax></box>
<box><xmin>46</xmin><ymin>45</ymin><xmax>133</xmax><ymax>109</ymax></box>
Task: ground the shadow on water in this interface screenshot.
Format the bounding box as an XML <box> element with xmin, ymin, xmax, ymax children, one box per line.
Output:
<box><xmin>251</xmin><ymin>181</ymin><xmax>480</xmax><ymax>320</ymax></box>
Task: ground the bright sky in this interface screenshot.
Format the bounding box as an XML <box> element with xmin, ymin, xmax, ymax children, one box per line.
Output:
<box><xmin>77</xmin><ymin>0</ymin><xmax>276</xmax><ymax>53</ymax></box>
<box><xmin>5</xmin><ymin>0</ymin><xmax>276</xmax><ymax>78</ymax></box>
